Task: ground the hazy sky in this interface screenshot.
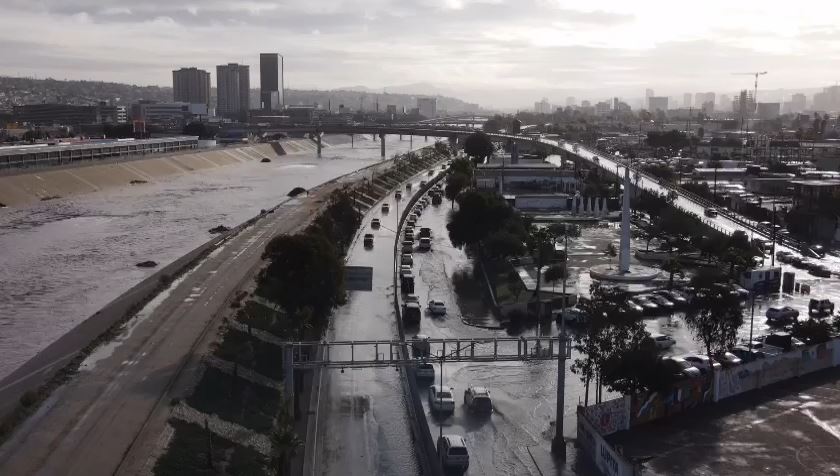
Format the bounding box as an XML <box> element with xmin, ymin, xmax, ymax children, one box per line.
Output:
<box><xmin>2</xmin><ymin>0</ymin><xmax>840</xmax><ymax>108</ymax></box>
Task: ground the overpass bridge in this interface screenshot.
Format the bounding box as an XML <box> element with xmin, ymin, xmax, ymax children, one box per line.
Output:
<box><xmin>261</xmin><ymin>123</ymin><xmax>803</xmax><ymax>253</ymax></box>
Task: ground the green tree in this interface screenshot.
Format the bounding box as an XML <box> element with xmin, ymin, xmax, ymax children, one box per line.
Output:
<box><xmin>484</xmin><ymin>230</ymin><xmax>526</xmax><ymax>260</ymax></box>
<box><xmin>463</xmin><ymin>131</ymin><xmax>495</xmax><ymax>163</ymax></box>
<box><xmin>661</xmin><ymin>258</ymin><xmax>683</xmax><ymax>289</ymax></box>
<box><xmin>444</xmin><ymin>173</ymin><xmax>470</xmax><ymax>207</ymax></box>
<box><xmin>259</xmin><ymin>233</ymin><xmax>345</xmax><ymax>332</ymax></box>
<box><xmin>183</xmin><ymin>121</ymin><xmax>218</xmax><ymax>139</ymax></box>
<box><xmin>684</xmin><ymin>274</ymin><xmax>744</xmax><ymax>365</ymax></box>
<box><xmin>447</xmin><ymin>190</ymin><xmax>524</xmax><ymax>250</ymax></box>
<box><xmin>270</xmin><ymin>403</ymin><xmax>303</xmax><ymax>476</ymax></box>
<box><xmin>544</xmin><ymin>264</ymin><xmax>567</xmax><ymax>295</ymax></box>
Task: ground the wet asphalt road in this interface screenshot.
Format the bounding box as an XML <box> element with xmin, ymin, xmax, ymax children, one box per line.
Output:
<box><xmin>400</xmin><ymin>188</ymin><xmax>597</xmax><ymax>475</ymax></box>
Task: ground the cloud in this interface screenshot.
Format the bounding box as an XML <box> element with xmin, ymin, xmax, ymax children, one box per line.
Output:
<box><xmin>2</xmin><ymin>0</ymin><xmax>840</xmax><ymax>109</ymax></box>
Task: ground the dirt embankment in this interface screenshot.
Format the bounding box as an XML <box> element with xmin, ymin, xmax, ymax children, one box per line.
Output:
<box><xmin>0</xmin><ymin>139</ymin><xmax>318</xmax><ymax>207</ymax></box>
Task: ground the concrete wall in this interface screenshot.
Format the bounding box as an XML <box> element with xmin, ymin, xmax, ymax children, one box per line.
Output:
<box><xmin>0</xmin><ymin>139</ymin><xmax>315</xmax><ymax>207</ymax></box>
<box><xmin>577</xmin><ymin>407</ymin><xmax>635</xmax><ymax>476</ymax></box>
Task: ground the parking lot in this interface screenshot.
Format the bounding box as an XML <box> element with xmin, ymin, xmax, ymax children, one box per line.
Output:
<box><xmin>607</xmin><ymin>367</ymin><xmax>840</xmax><ymax>475</ymax></box>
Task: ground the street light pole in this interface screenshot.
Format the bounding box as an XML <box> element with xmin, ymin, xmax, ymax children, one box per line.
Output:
<box><xmin>553</xmin><ymin>234</ymin><xmax>568</xmax><ymax>457</ymax></box>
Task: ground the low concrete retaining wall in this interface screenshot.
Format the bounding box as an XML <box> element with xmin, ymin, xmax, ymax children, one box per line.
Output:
<box><xmin>577</xmin><ymin>407</ymin><xmax>635</xmax><ymax>476</ymax></box>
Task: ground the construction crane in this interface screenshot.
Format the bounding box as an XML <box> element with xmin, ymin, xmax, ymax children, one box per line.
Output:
<box><xmin>733</xmin><ymin>71</ymin><xmax>768</xmax><ymax>111</ymax></box>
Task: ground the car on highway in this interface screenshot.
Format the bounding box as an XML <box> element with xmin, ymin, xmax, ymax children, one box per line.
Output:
<box><xmin>419</xmin><ymin>227</ymin><xmax>432</xmax><ymax>238</ymax></box>
<box><xmin>464</xmin><ymin>386</ymin><xmax>492</xmax><ymax>414</ymax></box>
<box><xmin>765</xmin><ymin>306</ymin><xmax>799</xmax><ymax>324</ymax></box>
<box><xmin>402</xmin><ymin>240</ymin><xmax>414</xmax><ymax>253</ymax></box>
<box><xmin>405</xmin><ymin>294</ymin><xmax>420</xmax><ymax>304</ymax></box>
<box><xmin>776</xmin><ymin>250</ymin><xmax>793</xmax><ymax>263</ymax></box>
<box><xmin>400</xmin><ymin>264</ymin><xmax>413</xmax><ymax>276</ymax></box>
<box><xmin>371</xmin><ymin>218</ymin><xmax>380</xmax><ymax>229</ymax></box>
<box><xmin>403</xmin><ymin>302</ymin><xmax>422</xmax><ymax>325</ymax></box>
<box><xmin>382</xmin><ymin>203</ymin><xmax>390</xmax><ymax>213</ymax></box>
<box><xmin>623</xmin><ymin>300</ymin><xmax>645</xmax><ymax>316</ymax></box>
<box><xmin>420</xmin><ymin>180</ymin><xmax>427</xmax><ymax>187</ymax></box>
<box><xmin>809</xmin><ymin>298</ymin><xmax>835</xmax><ymax>316</ymax></box>
<box><xmin>432</xmin><ymin>194</ymin><xmax>443</xmax><ymax>206</ymax></box>
<box><xmin>412</xmin><ymin>334</ymin><xmax>430</xmax><ymax>357</ymax></box>
<box><xmin>810</xmin><ymin>264</ymin><xmax>832</xmax><ymax>277</ymax></box>
<box><xmin>363</xmin><ymin>234</ymin><xmax>374</xmax><ymax>248</ymax></box>
<box><xmin>429</xmin><ymin>385</ymin><xmax>455</xmax><ymax>414</ymax></box>
<box><xmin>662</xmin><ymin>356</ymin><xmax>702</xmax><ymax>379</ymax></box>
<box><xmin>681</xmin><ymin>354</ymin><xmax>722</xmax><ymax>375</ymax></box>
<box><xmin>704</xmin><ymin>208</ymin><xmax>719</xmax><ymax>218</ymax></box>
<box><xmin>437</xmin><ymin>435</ymin><xmax>469</xmax><ymax>472</ymax></box>
<box><xmin>404</xmin><ymin>229</ymin><xmax>415</xmax><ymax>241</ymax></box>
<box><xmin>649</xmin><ymin>333</ymin><xmax>676</xmax><ymax>350</ymax></box>
<box><xmin>401</xmin><ymin>253</ymin><xmax>414</xmax><ymax>266</ymax></box>
<box><xmin>802</xmin><ymin>245</ymin><xmax>826</xmax><ymax>259</ymax></box>
<box><xmin>418</xmin><ymin>237</ymin><xmax>432</xmax><ymax>251</ymax></box>
<box><xmin>427</xmin><ymin>300</ymin><xmax>447</xmax><ymax>315</ymax></box>
<box><xmin>427</xmin><ymin>170</ymin><xmax>435</xmax><ymax>176</ymax></box>
<box><xmin>406</xmin><ymin>183</ymin><xmax>412</xmax><ymax>191</ymax></box>
<box><xmin>415</xmin><ymin>361</ymin><xmax>435</xmax><ymax>379</ymax></box>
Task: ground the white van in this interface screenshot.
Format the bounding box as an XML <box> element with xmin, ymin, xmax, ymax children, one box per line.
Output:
<box><xmin>437</xmin><ymin>435</ymin><xmax>469</xmax><ymax>471</ymax></box>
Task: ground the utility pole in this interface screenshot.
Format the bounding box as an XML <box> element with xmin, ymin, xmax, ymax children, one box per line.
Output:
<box><xmin>553</xmin><ymin>232</ymin><xmax>569</xmax><ymax>457</ymax></box>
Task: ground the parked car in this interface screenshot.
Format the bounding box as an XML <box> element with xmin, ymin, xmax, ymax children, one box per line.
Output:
<box><xmin>431</xmin><ymin>194</ymin><xmax>443</xmax><ymax>205</ymax></box>
<box><xmin>437</xmin><ymin>435</ymin><xmax>469</xmax><ymax>472</ymax></box>
<box><xmin>463</xmin><ymin>386</ymin><xmax>492</xmax><ymax>413</ymax></box>
<box><xmin>405</xmin><ymin>294</ymin><xmax>420</xmax><ymax>304</ymax></box>
<box><xmin>653</xmin><ymin>290</ymin><xmax>687</xmax><ymax>306</ymax></box>
<box><xmin>729</xmin><ymin>346</ymin><xmax>764</xmax><ymax>362</ymax></box>
<box><xmin>364</xmin><ymin>234</ymin><xmax>374</xmax><ymax>248</ymax></box>
<box><xmin>623</xmin><ymin>300</ymin><xmax>645</xmax><ymax>316</ymax></box>
<box><xmin>419</xmin><ymin>237</ymin><xmax>432</xmax><ymax>251</ymax></box>
<box><xmin>382</xmin><ymin>203</ymin><xmax>390</xmax><ymax>213</ymax></box>
<box><xmin>632</xmin><ymin>295</ymin><xmax>659</xmax><ymax>313</ymax></box>
<box><xmin>405</xmin><ymin>229</ymin><xmax>415</xmax><ymax>241</ymax></box>
<box><xmin>419</xmin><ymin>227</ymin><xmax>432</xmax><ymax>238</ymax></box>
<box><xmin>681</xmin><ymin>354</ymin><xmax>722</xmax><ymax>375</ymax></box>
<box><xmin>648</xmin><ymin>294</ymin><xmax>675</xmax><ymax>309</ymax></box>
<box><xmin>554</xmin><ymin>307</ymin><xmax>588</xmax><ymax>326</ymax></box>
<box><xmin>649</xmin><ymin>333</ymin><xmax>676</xmax><ymax>350</ymax></box>
<box><xmin>415</xmin><ymin>361</ymin><xmax>435</xmax><ymax>379</ymax></box>
<box><xmin>776</xmin><ymin>250</ymin><xmax>793</xmax><ymax>263</ymax></box>
<box><xmin>809</xmin><ymin>298</ymin><xmax>835</xmax><ymax>316</ymax></box>
<box><xmin>765</xmin><ymin>306</ymin><xmax>799</xmax><ymax>323</ymax></box>
<box><xmin>810</xmin><ymin>264</ymin><xmax>832</xmax><ymax>278</ymax></box>
<box><xmin>763</xmin><ymin>332</ymin><xmax>805</xmax><ymax>352</ymax></box>
<box><xmin>406</xmin><ymin>183</ymin><xmax>413</xmax><ymax>191</ymax></box>
<box><xmin>662</xmin><ymin>356</ymin><xmax>702</xmax><ymax>379</ymax></box>
<box><xmin>420</xmin><ymin>180</ymin><xmax>427</xmax><ymax>187</ymax></box>
<box><xmin>730</xmin><ymin>284</ymin><xmax>751</xmax><ymax>299</ymax></box>
<box><xmin>715</xmin><ymin>351</ymin><xmax>743</xmax><ymax>367</ymax></box>
<box><xmin>802</xmin><ymin>245</ymin><xmax>826</xmax><ymax>259</ymax></box>
<box><xmin>371</xmin><ymin>218</ymin><xmax>381</xmax><ymax>229</ymax></box>
<box><xmin>428</xmin><ymin>300</ymin><xmax>447</xmax><ymax>315</ymax></box>
<box><xmin>704</xmin><ymin>208</ymin><xmax>719</xmax><ymax>218</ymax></box>
<box><xmin>429</xmin><ymin>385</ymin><xmax>455</xmax><ymax>413</ymax></box>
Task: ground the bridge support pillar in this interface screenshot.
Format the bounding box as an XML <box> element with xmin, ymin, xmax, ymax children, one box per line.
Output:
<box><xmin>316</xmin><ymin>134</ymin><xmax>322</xmax><ymax>158</ymax></box>
<box><xmin>380</xmin><ymin>133</ymin><xmax>386</xmax><ymax>159</ymax></box>
<box><xmin>373</xmin><ymin>133</ymin><xmax>377</xmax><ymax>141</ymax></box>
<box><xmin>409</xmin><ymin>135</ymin><xmax>413</xmax><ymax>150</ymax></box>
<box><xmin>350</xmin><ymin>134</ymin><xmax>354</xmax><ymax>148</ymax></box>
<box><xmin>425</xmin><ymin>135</ymin><xmax>428</xmax><ymax>142</ymax></box>
<box><xmin>399</xmin><ymin>134</ymin><xmax>402</xmax><ymax>141</ymax></box>
<box><xmin>511</xmin><ymin>142</ymin><xmax>519</xmax><ymax>164</ymax></box>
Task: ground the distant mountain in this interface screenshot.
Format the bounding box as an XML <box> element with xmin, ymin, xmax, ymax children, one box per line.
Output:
<box><xmin>0</xmin><ymin>76</ymin><xmax>486</xmax><ymax>115</ymax></box>
<box><xmin>383</xmin><ymin>82</ymin><xmax>452</xmax><ymax>97</ymax></box>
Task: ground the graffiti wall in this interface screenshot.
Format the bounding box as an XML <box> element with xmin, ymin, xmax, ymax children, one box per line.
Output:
<box><xmin>583</xmin><ymin>396</ymin><xmax>630</xmax><ymax>436</ymax></box>
<box><xmin>577</xmin><ymin>407</ymin><xmax>635</xmax><ymax>476</ymax></box>
<box><xmin>630</xmin><ymin>376</ymin><xmax>712</xmax><ymax>428</ymax></box>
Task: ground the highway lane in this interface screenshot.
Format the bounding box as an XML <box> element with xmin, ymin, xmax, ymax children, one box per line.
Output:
<box><xmin>0</xmin><ymin>160</ymin><xmax>395</xmax><ymax>476</ymax></box>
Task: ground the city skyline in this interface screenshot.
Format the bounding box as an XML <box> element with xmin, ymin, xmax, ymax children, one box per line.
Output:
<box><xmin>2</xmin><ymin>0</ymin><xmax>840</xmax><ymax>109</ymax></box>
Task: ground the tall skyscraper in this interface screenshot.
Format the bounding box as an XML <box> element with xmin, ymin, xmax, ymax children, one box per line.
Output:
<box><xmin>683</xmin><ymin>93</ymin><xmax>692</xmax><ymax>108</ymax></box>
<box><xmin>565</xmin><ymin>96</ymin><xmax>576</xmax><ymax>107</ymax></box>
<box><xmin>172</xmin><ymin>67</ymin><xmax>211</xmax><ymax>108</ymax></box>
<box><xmin>645</xmin><ymin>88</ymin><xmax>654</xmax><ymax>99</ymax></box>
<box><xmin>216</xmin><ymin>63</ymin><xmax>250</xmax><ymax>121</ymax></box>
<box><xmin>259</xmin><ymin>53</ymin><xmax>284</xmax><ymax>111</ymax></box>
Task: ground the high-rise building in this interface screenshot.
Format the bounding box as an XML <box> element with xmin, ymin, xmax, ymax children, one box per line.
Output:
<box><xmin>813</xmin><ymin>86</ymin><xmax>840</xmax><ymax>112</ymax></box>
<box><xmin>216</xmin><ymin>63</ymin><xmax>250</xmax><ymax>121</ymax></box>
<box><xmin>417</xmin><ymin>97</ymin><xmax>437</xmax><ymax>118</ymax></box>
<box><xmin>720</xmin><ymin>94</ymin><xmax>731</xmax><ymax>112</ymax></box>
<box><xmin>790</xmin><ymin>93</ymin><xmax>807</xmax><ymax>113</ymax></box>
<box><xmin>581</xmin><ymin>100</ymin><xmax>591</xmax><ymax>108</ymax></box>
<box><xmin>172</xmin><ymin>67</ymin><xmax>211</xmax><ymax>108</ymax></box>
<box><xmin>732</xmin><ymin>90</ymin><xmax>755</xmax><ymax>119</ymax></box>
<box><xmin>648</xmin><ymin>96</ymin><xmax>668</xmax><ymax>112</ymax></box>
<box><xmin>645</xmin><ymin>88</ymin><xmax>654</xmax><ymax>99</ymax></box>
<box><xmin>683</xmin><ymin>93</ymin><xmax>692</xmax><ymax>108</ymax></box>
<box><xmin>534</xmin><ymin>98</ymin><xmax>551</xmax><ymax>114</ymax></box>
<box><xmin>259</xmin><ymin>53</ymin><xmax>284</xmax><ymax>111</ymax></box>
<box><xmin>756</xmin><ymin>103</ymin><xmax>781</xmax><ymax>120</ymax></box>
<box><xmin>565</xmin><ymin>96</ymin><xmax>576</xmax><ymax>107</ymax></box>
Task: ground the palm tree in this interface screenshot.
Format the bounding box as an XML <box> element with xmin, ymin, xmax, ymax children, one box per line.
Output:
<box><xmin>661</xmin><ymin>258</ymin><xmax>684</xmax><ymax>289</ymax></box>
<box><xmin>270</xmin><ymin>417</ymin><xmax>303</xmax><ymax>476</ymax></box>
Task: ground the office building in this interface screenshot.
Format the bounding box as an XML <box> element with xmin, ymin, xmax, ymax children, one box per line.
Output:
<box><xmin>386</xmin><ymin>104</ymin><xmax>398</xmax><ymax>116</ymax></box>
<box><xmin>172</xmin><ymin>67</ymin><xmax>211</xmax><ymax>108</ymax></box>
<box><xmin>645</xmin><ymin>88</ymin><xmax>654</xmax><ymax>99</ymax></box>
<box><xmin>595</xmin><ymin>101</ymin><xmax>611</xmax><ymax>116</ymax></box>
<box><xmin>732</xmin><ymin>90</ymin><xmax>755</xmax><ymax>119</ymax></box>
<box><xmin>417</xmin><ymin>97</ymin><xmax>437</xmax><ymax>118</ymax></box>
<box><xmin>720</xmin><ymin>94</ymin><xmax>731</xmax><ymax>112</ymax></box>
<box><xmin>683</xmin><ymin>93</ymin><xmax>692</xmax><ymax>108</ymax></box>
<box><xmin>216</xmin><ymin>63</ymin><xmax>250</xmax><ymax>121</ymax></box>
<box><xmin>259</xmin><ymin>53</ymin><xmax>284</xmax><ymax>111</ymax></box>
<box><xmin>534</xmin><ymin>98</ymin><xmax>551</xmax><ymax>114</ymax></box>
<box><xmin>790</xmin><ymin>93</ymin><xmax>807</xmax><ymax>113</ymax></box>
<box><xmin>566</xmin><ymin>96</ymin><xmax>576</xmax><ymax>107</ymax></box>
<box><xmin>13</xmin><ymin>103</ymin><xmax>101</xmax><ymax>126</ymax></box>
<box><xmin>756</xmin><ymin>102</ymin><xmax>781</xmax><ymax>120</ymax></box>
<box><xmin>130</xmin><ymin>101</ymin><xmax>208</xmax><ymax>128</ymax></box>
<box><xmin>648</xmin><ymin>96</ymin><xmax>668</xmax><ymax>112</ymax></box>
<box><xmin>813</xmin><ymin>86</ymin><xmax>840</xmax><ymax>112</ymax></box>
